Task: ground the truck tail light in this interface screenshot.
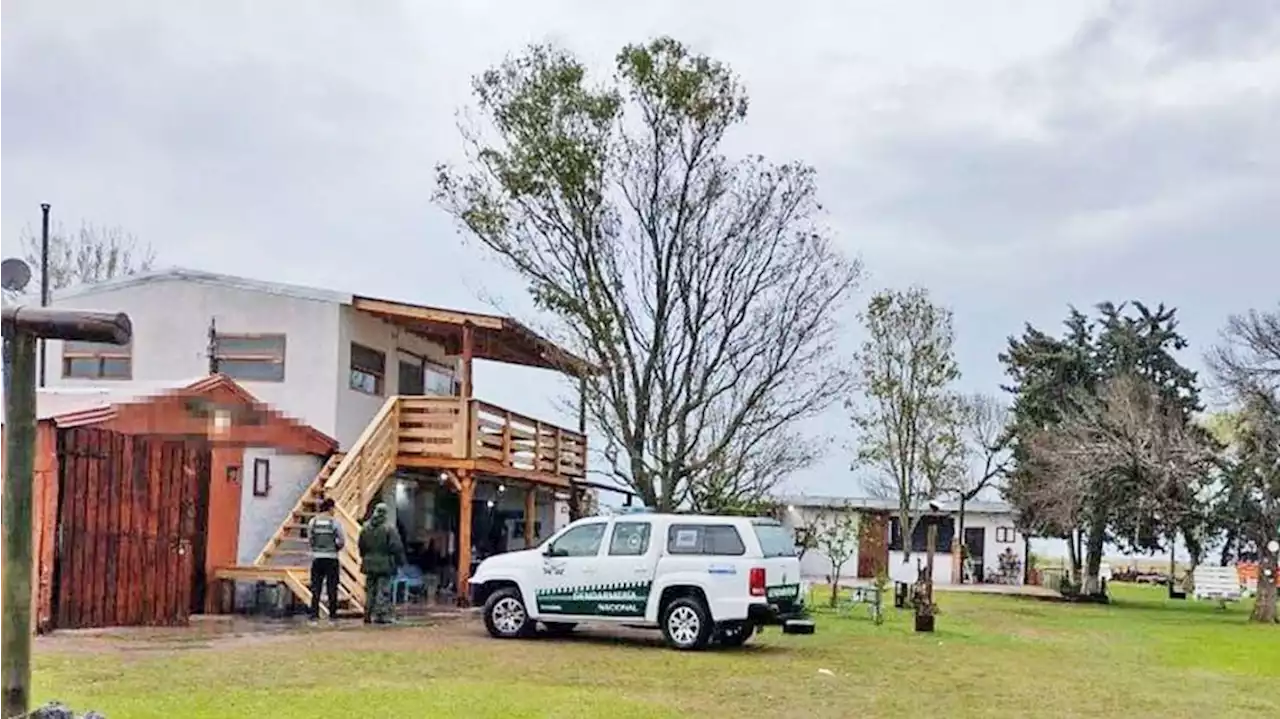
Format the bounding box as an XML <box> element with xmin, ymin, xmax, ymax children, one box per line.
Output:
<box><xmin>749</xmin><ymin>567</ymin><xmax>766</xmax><ymax>597</ymax></box>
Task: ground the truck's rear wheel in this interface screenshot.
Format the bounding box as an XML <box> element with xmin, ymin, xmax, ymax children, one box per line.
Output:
<box><xmin>661</xmin><ymin>596</ymin><xmax>712</xmax><ymax>650</ymax></box>
<box><xmin>483</xmin><ymin>587</ymin><xmax>534</xmax><ymax>639</ymax></box>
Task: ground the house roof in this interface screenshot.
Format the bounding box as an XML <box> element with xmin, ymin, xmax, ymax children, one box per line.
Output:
<box><xmin>20</xmin><ymin>267</ymin><xmax>594</xmax><ymax>375</ymax></box>
<box><xmin>16</xmin><ymin>375</ymin><xmax>337</xmax><ymax>455</ymax></box>
<box><xmin>782</xmin><ymin>494</ymin><xmax>1016</xmax><ymax>515</ymax></box>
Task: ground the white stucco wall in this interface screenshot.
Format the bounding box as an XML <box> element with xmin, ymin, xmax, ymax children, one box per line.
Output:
<box><xmin>783</xmin><ymin>507</ymin><xmax>863</xmax><ymax>583</ymax></box>
<box><xmin>236</xmin><ymin>448</ymin><xmax>324</xmax><ymax>565</ymax></box>
<box><xmin>960</xmin><ymin>512</ymin><xmax>1026</xmax><ymax>584</ymax></box>
<box><xmin>335</xmin><ymin>306</ymin><xmax>456</xmax><ymax>448</ymax></box>
<box><xmin>41</xmin><ymin>277</ymin><xmax>343</xmax><ymax>441</ymax></box>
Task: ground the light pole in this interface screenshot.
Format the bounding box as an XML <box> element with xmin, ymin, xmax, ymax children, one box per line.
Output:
<box><xmin>38</xmin><ymin>203</ymin><xmax>51</xmax><ymax>388</ymax></box>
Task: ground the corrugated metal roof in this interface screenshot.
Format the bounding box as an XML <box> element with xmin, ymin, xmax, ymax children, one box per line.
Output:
<box><xmin>6</xmin><ymin>377</ymin><xmax>211</xmax><ymax>422</ymax></box>
<box><xmin>10</xmin><ymin>267</ymin><xmax>351</xmax><ymax>306</ymax></box>
<box><xmin>781</xmin><ymin>494</ymin><xmax>1016</xmax><ymax>515</ymax></box>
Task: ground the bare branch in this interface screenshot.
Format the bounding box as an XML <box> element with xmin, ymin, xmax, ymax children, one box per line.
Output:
<box><xmin>435</xmin><ymin>38</ymin><xmax>860</xmax><ymax>510</ymax></box>
<box><xmin>4</xmin><ymin>222</ymin><xmax>156</xmax><ymax>300</ymax></box>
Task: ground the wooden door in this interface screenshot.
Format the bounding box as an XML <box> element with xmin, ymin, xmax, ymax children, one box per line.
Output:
<box><xmin>857</xmin><ymin>513</ymin><xmax>889</xmax><ymax>578</ymax></box>
<box><xmin>52</xmin><ymin>428</ymin><xmax>211</xmax><ymax>629</ymax></box>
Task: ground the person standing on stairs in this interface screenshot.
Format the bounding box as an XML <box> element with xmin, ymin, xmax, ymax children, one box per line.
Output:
<box><xmin>308</xmin><ymin>497</ymin><xmax>346</xmax><ymax>624</ymax></box>
<box><xmin>359</xmin><ymin>502</ymin><xmax>406</xmax><ymax>624</ymax></box>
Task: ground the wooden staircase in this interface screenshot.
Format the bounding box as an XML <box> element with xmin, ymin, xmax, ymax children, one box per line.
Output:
<box><xmin>216</xmin><ymin>398</ymin><xmax>401</xmax><ymax>617</ymax></box>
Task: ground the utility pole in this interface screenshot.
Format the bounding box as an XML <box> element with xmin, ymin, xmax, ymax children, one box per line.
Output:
<box><xmin>38</xmin><ymin>203</ymin><xmax>51</xmax><ymax>388</ymax></box>
<box><xmin>2</xmin><ymin>258</ymin><xmax>132</xmax><ymax>719</ymax></box>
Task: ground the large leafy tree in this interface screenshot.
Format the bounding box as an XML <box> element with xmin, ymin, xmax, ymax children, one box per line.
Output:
<box><xmin>435</xmin><ymin>38</ymin><xmax>861</xmax><ymax>511</ymax></box>
<box><xmin>848</xmin><ymin>287</ymin><xmax>963</xmax><ymax>562</ymax></box>
<box><xmin>1001</xmin><ymin>302</ymin><xmax>1206</xmax><ymax>593</ymax></box>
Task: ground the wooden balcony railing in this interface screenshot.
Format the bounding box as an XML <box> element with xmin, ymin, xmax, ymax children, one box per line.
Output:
<box><xmin>396</xmin><ymin>396</ymin><xmax>586</xmax><ymax>482</ymax></box>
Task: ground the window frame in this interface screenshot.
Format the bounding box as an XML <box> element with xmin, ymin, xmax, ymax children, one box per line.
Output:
<box><xmin>547</xmin><ymin>522</ymin><xmax>607</xmax><ymax>558</ymax></box>
<box><xmin>665</xmin><ymin>523</ymin><xmax>747</xmax><ymax>557</ymax></box>
<box><xmin>213</xmin><ymin>333</ymin><xmax>286</xmax><ymax>382</ymax></box>
<box><xmin>226</xmin><ymin>465</ymin><xmax>241</xmax><ymax>484</ymax></box>
<box><xmin>424</xmin><ymin>360</ymin><xmax>457</xmax><ymax>396</ymax></box>
<box><xmin>61</xmin><ymin>340</ymin><xmax>133</xmax><ymax>380</ymax></box>
<box><xmin>349</xmin><ymin>342</ymin><xmax>386</xmax><ymax>396</ymax></box>
<box><xmin>252</xmin><ymin>458</ymin><xmax>271</xmax><ymax>498</ymax></box>
<box><xmin>608</xmin><ymin>521</ymin><xmax>652</xmax><ymax>557</ymax></box>
<box><xmin>995</xmin><ymin>526</ymin><xmax>1015</xmax><ymax>543</ymax></box>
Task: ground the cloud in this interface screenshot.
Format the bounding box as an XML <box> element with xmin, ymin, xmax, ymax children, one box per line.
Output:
<box><xmin>3</xmin><ymin>0</ymin><xmax>1276</xmax><ymax>496</ymax></box>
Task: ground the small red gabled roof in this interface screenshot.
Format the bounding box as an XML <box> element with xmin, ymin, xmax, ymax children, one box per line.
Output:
<box><xmin>43</xmin><ymin>374</ymin><xmax>336</xmax><ymax>456</ymax></box>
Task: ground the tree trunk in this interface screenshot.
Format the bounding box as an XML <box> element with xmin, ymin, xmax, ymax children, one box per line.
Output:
<box><xmin>1066</xmin><ymin>531</ymin><xmax>1080</xmax><ymax>586</ymax></box>
<box><xmin>899</xmin><ymin>508</ymin><xmax>912</xmax><ymax>563</ymax></box>
<box><xmin>956</xmin><ymin>497</ymin><xmax>967</xmax><ymax>584</ymax></box>
<box><xmin>1082</xmin><ymin>521</ymin><xmax>1107</xmax><ymax>596</ymax></box>
<box><xmin>1251</xmin><ymin>549</ymin><xmax>1278</xmax><ymax>624</ymax></box>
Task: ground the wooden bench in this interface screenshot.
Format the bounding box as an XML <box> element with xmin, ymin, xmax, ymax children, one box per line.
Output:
<box><xmin>1192</xmin><ymin>565</ymin><xmax>1242</xmax><ymax>605</ymax></box>
<box><xmin>836</xmin><ymin>584</ymin><xmax>884</xmax><ymax>623</ymax></box>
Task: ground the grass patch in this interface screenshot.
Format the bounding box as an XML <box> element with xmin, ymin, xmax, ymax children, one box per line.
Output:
<box><xmin>33</xmin><ymin>585</ymin><xmax>1279</xmax><ymax>718</ymax></box>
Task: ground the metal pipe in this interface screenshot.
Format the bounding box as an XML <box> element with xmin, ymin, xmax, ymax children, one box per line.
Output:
<box><xmin>2</xmin><ymin>331</ymin><xmax>38</xmax><ymax>718</ymax></box>
<box><xmin>37</xmin><ymin>203</ymin><xmax>50</xmax><ymax>388</ymax></box>
<box><xmin>2</xmin><ymin>306</ymin><xmax>132</xmax><ymax>345</ymax></box>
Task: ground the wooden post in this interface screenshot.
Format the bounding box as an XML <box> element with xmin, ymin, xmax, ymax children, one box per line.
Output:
<box><xmin>925</xmin><ymin>523</ymin><xmax>938</xmax><ymax>600</ymax></box>
<box><xmin>525</xmin><ymin>488</ymin><xmax>536</xmax><ymax>548</ymax></box>
<box><xmin>456</xmin><ymin>472</ymin><xmax>474</xmax><ymax>606</ymax></box>
<box><xmin>460</xmin><ymin>321</ymin><xmax>474</xmax><ymax>399</ymax></box>
<box><xmin>569</xmin><ymin>374</ymin><xmax>588</xmax><ymax>521</ymax></box>
<box><xmin>3</xmin><ymin>304</ymin><xmax>131</xmax><ymax>719</ymax></box>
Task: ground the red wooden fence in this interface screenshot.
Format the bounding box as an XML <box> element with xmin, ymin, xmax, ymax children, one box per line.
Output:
<box><xmin>53</xmin><ymin>427</ymin><xmax>210</xmax><ymax>629</ymax></box>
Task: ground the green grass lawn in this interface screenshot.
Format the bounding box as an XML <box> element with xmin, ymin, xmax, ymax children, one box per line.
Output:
<box><xmin>33</xmin><ymin>584</ymin><xmax>1279</xmax><ymax>718</ymax></box>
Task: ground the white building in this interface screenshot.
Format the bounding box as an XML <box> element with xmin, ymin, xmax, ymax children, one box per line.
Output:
<box><xmin>781</xmin><ymin>495</ymin><xmax>1028</xmax><ymax>587</ymax></box>
<box><xmin>23</xmin><ymin>267</ymin><xmax>587</xmax><ymax>608</ymax></box>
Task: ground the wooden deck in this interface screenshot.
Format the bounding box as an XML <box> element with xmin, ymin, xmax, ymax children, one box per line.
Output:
<box><xmin>396</xmin><ymin>396</ymin><xmax>586</xmax><ymax>486</ymax></box>
<box><xmin>216</xmin><ymin>394</ymin><xmax>586</xmax><ymax>614</ymax></box>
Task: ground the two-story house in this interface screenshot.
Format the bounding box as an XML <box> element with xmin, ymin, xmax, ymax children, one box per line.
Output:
<box><xmin>30</xmin><ymin>267</ymin><xmax>591</xmax><ymax>613</ymax></box>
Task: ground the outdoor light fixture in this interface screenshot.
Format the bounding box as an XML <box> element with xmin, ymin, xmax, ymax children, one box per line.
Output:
<box><xmin>486</xmin><ymin>499</ymin><xmax>495</xmax><ymax>509</ymax></box>
<box><xmin>498</xmin><ymin>484</ymin><xmax>506</xmax><ymax>493</ymax></box>
<box><xmin>1268</xmin><ymin>540</ymin><xmax>1280</xmax><ymax>554</ymax></box>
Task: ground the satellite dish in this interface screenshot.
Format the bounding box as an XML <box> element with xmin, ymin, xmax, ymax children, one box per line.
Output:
<box><xmin>1</xmin><ymin>258</ymin><xmax>32</xmax><ymax>292</ymax></box>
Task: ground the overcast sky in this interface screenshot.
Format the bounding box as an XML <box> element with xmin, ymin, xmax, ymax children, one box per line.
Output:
<box><xmin>4</xmin><ymin>0</ymin><xmax>1277</xmax><ymax>497</ymax></box>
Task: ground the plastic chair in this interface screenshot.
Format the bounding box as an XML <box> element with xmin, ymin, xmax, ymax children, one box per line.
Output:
<box><xmin>392</xmin><ymin>566</ymin><xmax>425</xmax><ymax>604</ymax></box>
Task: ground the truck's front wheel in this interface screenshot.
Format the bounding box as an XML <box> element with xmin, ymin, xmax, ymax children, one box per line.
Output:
<box><xmin>483</xmin><ymin>587</ymin><xmax>533</xmax><ymax>639</ymax></box>
<box><xmin>661</xmin><ymin>596</ymin><xmax>712</xmax><ymax>650</ymax></box>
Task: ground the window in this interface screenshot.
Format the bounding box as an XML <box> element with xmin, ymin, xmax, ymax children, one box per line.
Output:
<box><xmin>62</xmin><ymin>340</ymin><xmax>132</xmax><ymax>380</ymax></box>
<box><xmin>252</xmin><ymin>458</ymin><xmax>271</xmax><ymax>497</ymax></box>
<box><xmin>888</xmin><ymin>516</ymin><xmax>955</xmax><ymax>553</ymax></box>
<box><xmin>214</xmin><ymin>334</ymin><xmax>286</xmax><ymax>382</ymax></box>
<box><xmin>349</xmin><ymin>343</ymin><xmax>385</xmax><ymax>395</ymax></box>
<box><xmin>548</xmin><ymin>522</ymin><xmax>606</xmax><ymax>557</ymax></box>
<box><xmin>226</xmin><ymin>465</ymin><xmax>241</xmax><ymax>484</ymax></box>
<box><xmin>666</xmin><ymin>524</ymin><xmax>747</xmax><ymax>556</ymax></box>
<box><xmin>424</xmin><ymin>362</ymin><xmax>456</xmax><ymax>395</ymax></box>
<box><xmin>751</xmin><ymin>520</ymin><xmax>798</xmax><ymax>558</ymax></box>
<box><xmin>995</xmin><ymin>526</ymin><xmax>1015</xmax><ymax>543</ymax></box>
<box><xmin>397</xmin><ymin>354</ymin><xmax>425</xmax><ymax>395</ymax></box>
<box><xmin>609</xmin><ymin>522</ymin><xmax>652</xmax><ymax>556</ymax></box>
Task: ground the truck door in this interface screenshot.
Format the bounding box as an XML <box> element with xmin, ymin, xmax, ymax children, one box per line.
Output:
<box><xmin>593</xmin><ymin>519</ymin><xmax>657</xmax><ymax>619</ymax></box>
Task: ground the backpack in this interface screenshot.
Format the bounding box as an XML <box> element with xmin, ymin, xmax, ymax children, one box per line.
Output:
<box><xmin>310</xmin><ymin>517</ymin><xmax>342</xmax><ymax>553</ymax></box>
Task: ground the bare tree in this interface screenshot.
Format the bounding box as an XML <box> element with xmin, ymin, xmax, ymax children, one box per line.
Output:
<box><xmin>1207</xmin><ymin>305</ymin><xmax>1280</xmax><ymax>624</ymax></box>
<box><xmin>808</xmin><ymin>505</ymin><xmax>860</xmax><ymax>607</ymax></box>
<box><xmin>946</xmin><ymin>394</ymin><xmax>1012</xmax><ymax>581</ymax></box>
<box><xmin>435</xmin><ymin>39</ymin><xmax>860</xmax><ymax>511</ymax></box>
<box><xmin>4</xmin><ymin>222</ymin><xmax>155</xmax><ymax>300</ymax></box>
<box><xmin>848</xmin><ymin>287</ymin><xmax>961</xmax><ymax>563</ymax></box>
<box><xmin>1024</xmin><ymin>374</ymin><xmax>1216</xmax><ymax>595</ymax></box>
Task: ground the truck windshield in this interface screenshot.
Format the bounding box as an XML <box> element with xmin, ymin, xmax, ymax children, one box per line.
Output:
<box><xmin>751</xmin><ymin>521</ymin><xmax>798</xmax><ymax>558</ymax></box>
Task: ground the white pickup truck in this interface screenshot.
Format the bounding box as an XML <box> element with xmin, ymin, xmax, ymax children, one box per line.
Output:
<box><xmin>468</xmin><ymin>512</ymin><xmax>814</xmax><ymax>650</ymax></box>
